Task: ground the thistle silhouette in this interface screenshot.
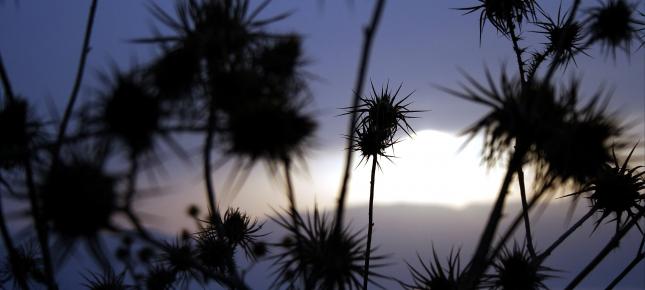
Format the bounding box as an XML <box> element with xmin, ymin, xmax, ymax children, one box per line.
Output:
<box><xmin>404</xmin><ymin>248</ymin><xmax>462</xmax><ymax>290</ymax></box>
<box><xmin>586</xmin><ymin>0</ymin><xmax>644</xmax><ymax>57</ymax></box>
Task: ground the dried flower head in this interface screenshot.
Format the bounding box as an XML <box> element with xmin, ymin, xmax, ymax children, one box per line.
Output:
<box><xmin>159</xmin><ymin>238</ymin><xmax>202</xmax><ymax>286</ymax></box>
<box><xmin>404</xmin><ymin>248</ymin><xmax>462</xmax><ymax>290</ymax></box>
<box><xmin>567</xmin><ymin>145</ymin><xmax>644</xmax><ymax>231</ymax></box>
<box><xmin>586</xmin><ymin>0</ymin><xmax>644</xmax><ymax>57</ymax></box>
<box><xmin>83</xmin><ymin>270</ymin><xmax>129</xmax><ymax>290</ymax></box>
<box><xmin>487</xmin><ymin>244</ymin><xmax>553</xmax><ymax>290</ymax></box>
<box><xmin>460</xmin><ymin>0</ymin><xmax>539</xmax><ymax>36</ymax></box>
<box><xmin>194</xmin><ymin>227</ymin><xmax>234</xmax><ymax>273</ymax></box>
<box><xmin>0</xmin><ymin>243</ymin><xmax>45</xmax><ymax>290</ymax></box>
<box><xmin>271</xmin><ymin>207</ymin><xmax>385</xmax><ymax>289</ymax></box>
<box><xmin>98</xmin><ymin>69</ymin><xmax>161</xmax><ymax>155</ymax></box>
<box><xmin>222</xmin><ymin>208</ymin><xmax>264</xmax><ymax>258</ymax></box>
<box><xmin>535</xmin><ymin>6</ymin><xmax>587</xmax><ymax>69</ymax></box>
<box><xmin>347</xmin><ymin>82</ymin><xmax>416</xmax><ymax>164</ymax></box>
<box><xmin>145</xmin><ymin>265</ymin><xmax>176</xmax><ymax>290</ymax></box>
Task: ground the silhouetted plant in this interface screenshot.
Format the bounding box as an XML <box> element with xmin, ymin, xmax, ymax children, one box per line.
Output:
<box><xmin>459</xmin><ymin>0</ymin><xmax>539</xmax><ymax>37</ymax></box>
<box><xmin>271</xmin><ymin>207</ymin><xmax>385</xmax><ymax>289</ymax></box>
<box><xmin>487</xmin><ymin>244</ymin><xmax>553</xmax><ymax>290</ymax></box>
<box><xmin>0</xmin><ymin>243</ymin><xmax>45</xmax><ymax>290</ymax></box>
<box><xmin>586</xmin><ymin>0</ymin><xmax>644</xmax><ymax>57</ymax></box>
<box><xmin>404</xmin><ymin>248</ymin><xmax>462</xmax><ymax>290</ymax></box>
<box><xmin>0</xmin><ymin>98</ymin><xmax>40</xmax><ymax>170</ymax></box>
<box><xmin>534</xmin><ymin>7</ymin><xmax>587</xmax><ymax>70</ymax></box>
<box><xmin>83</xmin><ymin>270</ymin><xmax>129</xmax><ymax>290</ymax></box>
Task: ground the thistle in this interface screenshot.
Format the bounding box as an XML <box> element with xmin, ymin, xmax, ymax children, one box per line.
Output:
<box><xmin>566</xmin><ymin>145</ymin><xmax>644</xmax><ymax>232</ymax></box>
<box><xmin>586</xmin><ymin>0</ymin><xmax>644</xmax><ymax>57</ymax></box>
<box><xmin>459</xmin><ymin>0</ymin><xmax>539</xmax><ymax>36</ymax></box>
<box><xmin>404</xmin><ymin>248</ymin><xmax>462</xmax><ymax>290</ymax></box>
<box><xmin>83</xmin><ymin>270</ymin><xmax>129</xmax><ymax>290</ymax></box>
<box><xmin>535</xmin><ymin>6</ymin><xmax>587</xmax><ymax>69</ymax></box>
<box><xmin>221</xmin><ymin>208</ymin><xmax>264</xmax><ymax>258</ymax></box>
<box><xmin>0</xmin><ymin>243</ymin><xmax>45</xmax><ymax>290</ymax></box>
<box><xmin>487</xmin><ymin>244</ymin><xmax>553</xmax><ymax>290</ymax></box>
<box><xmin>271</xmin><ymin>207</ymin><xmax>385</xmax><ymax>289</ymax></box>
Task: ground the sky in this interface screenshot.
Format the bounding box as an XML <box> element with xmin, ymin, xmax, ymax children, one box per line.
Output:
<box><xmin>1</xmin><ymin>0</ymin><xmax>644</xmax><ymax>289</ymax></box>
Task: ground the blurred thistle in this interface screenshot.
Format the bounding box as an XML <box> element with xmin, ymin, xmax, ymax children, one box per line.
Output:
<box><xmin>0</xmin><ymin>243</ymin><xmax>45</xmax><ymax>290</ymax></box>
<box><xmin>96</xmin><ymin>68</ymin><xmax>162</xmax><ymax>156</ymax></box>
<box><xmin>0</xmin><ymin>98</ymin><xmax>40</xmax><ymax>170</ymax></box>
<box><xmin>271</xmin><ymin>207</ymin><xmax>385</xmax><ymax>289</ymax></box>
<box><xmin>194</xmin><ymin>225</ymin><xmax>234</xmax><ymax>273</ymax></box>
<box><xmin>38</xmin><ymin>153</ymin><xmax>118</xmax><ymax>266</ymax></box>
<box><xmin>158</xmin><ymin>238</ymin><xmax>202</xmax><ymax>287</ymax></box>
<box><xmin>221</xmin><ymin>208</ymin><xmax>264</xmax><ymax>258</ymax></box>
<box><xmin>487</xmin><ymin>244</ymin><xmax>553</xmax><ymax>290</ymax></box>
<box><xmin>565</xmin><ymin>144</ymin><xmax>644</xmax><ymax>232</ymax></box>
<box><xmin>535</xmin><ymin>6</ymin><xmax>587</xmax><ymax>69</ymax></box>
<box><xmin>83</xmin><ymin>270</ymin><xmax>129</xmax><ymax>290</ymax></box>
<box><xmin>585</xmin><ymin>0</ymin><xmax>644</xmax><ymax>57</ymax></box>
<box><xmin>443</xmin><ymin>70</ymin><xmax>621</xmax><ymax>186</ymax></box>
<box><xmin>145</xmin><ymin>265</ymin><xmax>177</xmax><ymax>290</ymax></box>
<box><xmin>459</xmin><ymin>0</ymin><xmax>539</xmax><ymax>36</ymax></box>
<box><xmin>404</xmin><ymin>248</ymin><xmax>461</xmax><ymax>290</ymax></box>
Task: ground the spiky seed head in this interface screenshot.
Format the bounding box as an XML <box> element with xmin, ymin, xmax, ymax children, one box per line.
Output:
<box><xmin>488</xmin><ymin>244</ymin><xmax>552</xmax><ymax>290</ymax></box>
<box><xmin>271</xmin><ymin>208</ymin><xmax>384</xmax><ymax>289</ymax></box>
<box><xmin>194</xmin><ymin>229</ymin><xmax>233</xmax><ymax>272</ymax></box>
<box><xmin>568</xmin><ymin>145</ymin><xmax>644</xmax><ymax>230</ymax></box>
<box><xmin>145</xmin><ymin>265</ymin><xmax>176</xmax><ymax>290</ymax></box>
<box><xmin>225</xmin><ymin>101</ymin><xmax>316</xmax><ymax>164</ymax></box>
<box><xmin>0</xmin><ymin>244</ymin><xmax>45</xmax><ymax>289</ymax></box>
<box><xmin>586</xmin><ymin>0</ymin><xmax>644</xmax><ymax>56</ymax></box>
<box><xmin>404</xmin><ymin>248</ymin><xmax>461</xmax><ymax>290</ymax></box>
<box><xmin>461</xmin><ymin>0</ymin><xmax>539</xmax><ymax>35</ymax></box>
<box><xmin>102</xmin><ymin>73</ymin><xmax>161</xmax><ymax>155</ymax></box>
<box><xmin>40</xmin><ymin>159</ymin><xmax>117</xmax><ymax>238</ymax></box>
<box><xmin>160</xmin><ymin>239</ymin><xmax>195</xmax><ymax>274</ymax></box>
<box><xmin>222</xmin><ymin>208</ymin><xmax>263</xmax><ymax>252</ymax></box>
<box><xmin>536</xmin><ymin>8</ymin><xmax>586</xmax><ymax>69</ymax></box>
<box><xmin>83</xmin><ymin>271</ymin><xmax>129</xmax><ymax>290</ymax></box>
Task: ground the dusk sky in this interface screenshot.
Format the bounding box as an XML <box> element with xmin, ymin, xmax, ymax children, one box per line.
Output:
<box><xmin>1</xmin><ymin>1</ymin><xmax>644</xmax><ymax>288</ymax></box>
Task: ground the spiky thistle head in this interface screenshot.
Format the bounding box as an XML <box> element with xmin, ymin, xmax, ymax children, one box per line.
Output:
<box><xmin>158</xmin><ymin>237</ymin><xmax>203</xmax><ymax>286</ymax></box>
<box><xmin>404</xmin><ymin>248</ymin><xmax>462</xmax><ymax>290</ymax></box>
<box><xmin>271</xmin><ymin>207</ymin><xmax>386</xmax><ymax>289</ymax></box>
<box><xmin>221</xmin><ymin>207</ymin><xmax>264</xmax><ymax>258</ymax></box>
<box><xmin>586</xmin><ymin>0</ymin><xmax>644</xmax><ymax>57</ymax></box>
<box><xmin>535</xmin><ymin>6</ymin><xmax>587</xmax><ymax>69</ymax></box>
<box><xmin>83</xmin><ymin>270</ymin><xmax>129</xmax><ymax>290</ymax></box>
<box><xmin>194</xmin><ymin>225</ymin><xmax>234</xmax><ymax>273</ymax></box>
<box><xmin>347</xmin><ymin>82</ymin><xmax>416</xmax><ymax>164</ymax></box>
<box><xmin>487</xmin><ymin>244</ymin><xmax>553</xmax><ymax>290</ymax></box>
<box><xmin>40</xmin><ymin>155</ymin><xmax>118</xmax><ymax>239</ymax></box>
<box><xmin>145</xmin><ymin>265</ymin><xmax>176</xmax><ymax>290</ymax></box>
<box><xmin>566</xmin><ymin>144</ymin><xmax>644</xmax><ymax>231</ymax></box>
<box><xmin>0</xmin><ymin>243</ymin><xmax>45</xmax><ymax>290</ymax></box>
<box><xmin>459</xmin><ymin>0</ymin><xmax>539</xmax><ymax>36</ymax></box>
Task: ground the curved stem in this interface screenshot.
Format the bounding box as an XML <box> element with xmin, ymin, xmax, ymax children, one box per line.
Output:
<box><xmin>517</xmin><ymin>167</ymin><xmax>536</xmax><ymax>258</ymax></box>
<box><xmin>203</xmin><ymin>101</ymin><xmax>221</xmax><ymax>226</ymax></box>
<box><xmin>0</xmin><ymin>52</ymin><xmax>15</xmax><ymax>102</ymax></box>
<box><xmin>565</xmin><ymin>208</ymin><xmax>645</xmax><ymax>290</ymax></box>
<box><xmin>334</xmin><ymin>0</ymin><xmax>386</xmax><ymax>233</ymax></box>
<box><xmin>362</xmin><ymin>155</ymin><xmax>378</xmax><ymax>289</ymax></box>
<box><xmin>51</xmin><ymin>0</ymin><xmax>99</xmax><ymax>167</ymax></box>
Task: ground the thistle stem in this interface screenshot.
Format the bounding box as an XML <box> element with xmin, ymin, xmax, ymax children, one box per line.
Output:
<box><xmin>51</xmin><ymin>0</ymin><xmax>98</xmax><ymax>167</ymax></box>
<box><xmin>203</xmin><ymin>101</ymin><xmax>221</xmax><ymax>226</ymax></box>
<box><xmin>334</xmin><ymin>0</ymin><xmax>386</xmax><ymax>233</ymax></box>
<box><xmin>507</xmin><ymin>19</ymin><xmax>526</xmax><ymax>85</ymax></box>
<box><xmin>565</xmin><ymin>208</ymin><xmax>645</xmax><ymax>290</ymax></box>
<box><xmin>539</xmin><ymin>207</ymin><xmax>597</xmax><ymax>261</ymax></box>
<box><xmin>283</xmin><ymin>158</ymin><xmax>309</xmax><ymax>288</ymax></box>
<box><xmin>604</xmin><ymin>252</ymin><xmax>645</xmax><ymax>289</ymax></box>
<box><xmin>363</xmin><ymin>155</ymin><xmax>378</xmax><ymax>289</ymax></box>
<box><xmin>517</xmin><ymin>167</ymin><xmax>536</xmax><ymax>258</ymax></box>
<box><xmin>461</xmin><ymin>147</ymin><xmax>525</xmax><ymax>289</ymax></box>
<box><xmin>0</xmin><ymin>52</ymin><xmax>15</xmax><ymax>102</ymax></box>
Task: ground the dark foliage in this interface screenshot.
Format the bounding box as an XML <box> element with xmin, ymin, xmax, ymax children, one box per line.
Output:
<box><xmin>404</xmin><ymin>248</ymin><xmax>461</xmax><ymax>290</ymax></box>
<box><xmin>487</xmin><ymin>244</ymin><xmax>553</xmax><ymax>290</ymax></box>
<box><xmin>586</xmin><ymin>0</ymin><xmax>644</xmax><ymax>56</ymax></box>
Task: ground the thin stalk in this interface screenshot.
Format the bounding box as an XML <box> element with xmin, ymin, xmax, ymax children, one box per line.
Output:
<box><xmin>282</xmin><ymin>158</ymin><xmax>308</xmax><ymax>288</ymax></box>
<box><xmin>334</xmin><ymin>0</ymin><xmax>386</xmax><ymax>233</ymax></box>
<box><xmin>517</xmin><ymin>167</ymin><xmax>536</xmax><ymax>258</ymax></box>
<box><xmin>461</xmin><ymin>147</ymin><xmax>525</xmax><ymax>289</ymax></box>
<box><xmin>0</xmin><ymin>51</ymin><xmax>15</xmax><ymax>102</ymax></box>
<box><xmin>362</xmin><ymin>155</ymin><xmax>378</xmax><ymax>289</ymax></box>
<box><xmin>23</xmin><ymin>156</ymin><xmax>56</xmax><ymax>290</ymax></box>
<box><xmin>51</xmin><ymin>0</ymin><xmax>99</xmax><ymax>167</ymax></box>
<box><xmin>605</xmin><ymin>252</ymin><xmax>645</xmax><ymax>289</ymax></box>
<box><xmin>0</xmin><ymin>184</ymin><xmax>16</xmax><ymax>257</ymax></box>
<box><xmin>203</xmin><ymin>101</ymin><xmax>221</xmax><ymax>226</ymax></box>
<box><xmin>539</xmin><ymin>207</ymin><xmax>597</xmax><ymax>261</ymax></box>
<box><xmin>507</xmin><ymin>19</ymin><xmax>526</xmax><ymax>85</ymax></box>
<box><xmin>490</xmin><ymin>177</ymin><xmax>554</xmax><ymax>261</ymax></box>
<box><xmin>565</xmin><ymin>208</ymin><xmax>645</xmax><ymax>290</ymax></box>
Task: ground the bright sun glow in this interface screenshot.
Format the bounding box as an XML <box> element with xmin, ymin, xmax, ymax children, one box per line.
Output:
<box><xmin>346</xmin><ymin>129</ymin><xmax>510</xmax><ymax>208</ymax></box>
